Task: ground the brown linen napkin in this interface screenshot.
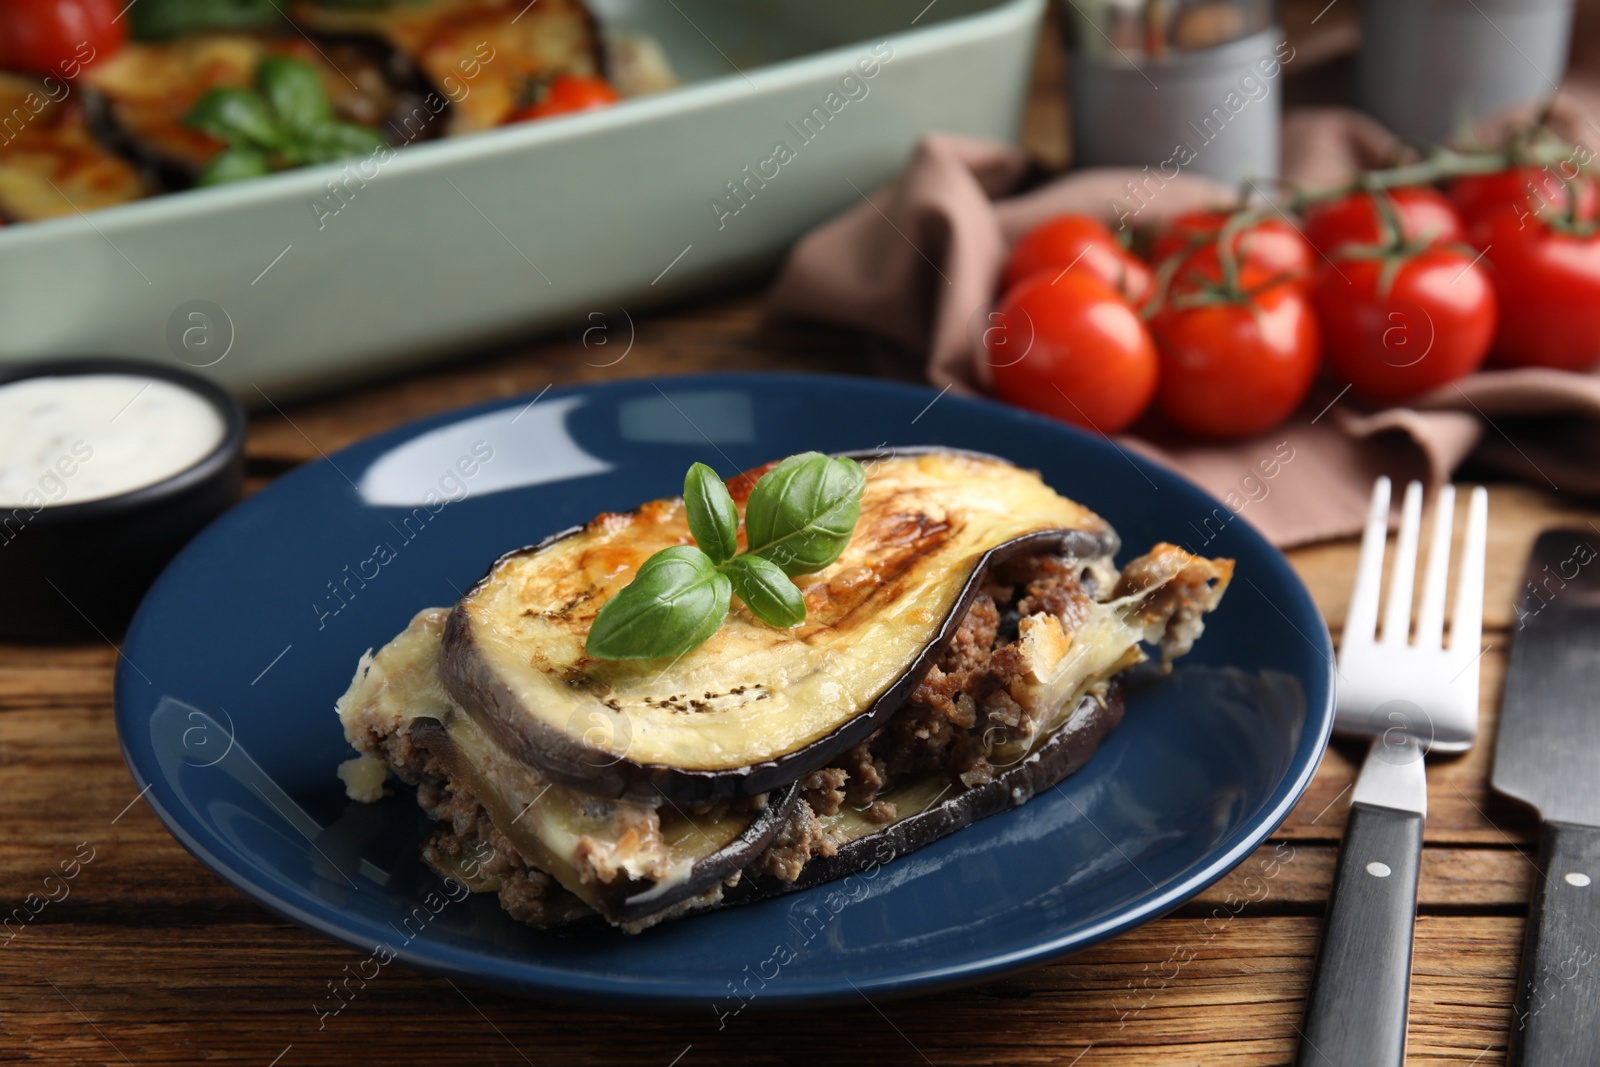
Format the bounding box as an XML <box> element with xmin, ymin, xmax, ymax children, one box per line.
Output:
<box><xmin>767</xmin><ymin>129</ymin><xmax>1598</xmax><ymax>546</ymax></box>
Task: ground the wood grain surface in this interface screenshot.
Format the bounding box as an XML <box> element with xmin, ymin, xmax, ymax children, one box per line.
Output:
<box><xmin>0</xmin><ymin>9</ymin><xmax>1577</xmax><ymax>1065</ymax></box>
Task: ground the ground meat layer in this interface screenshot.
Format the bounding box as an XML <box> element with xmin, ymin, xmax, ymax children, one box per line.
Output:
<box><xmin>354</xmin><ymin>713</ymin><xmax>592</xmax><ymax>926</ymax></box>
<box><xmin>753</xmin><ymin>552</ymin><xmax>1101</xmax><ymax>880</ymax></box>
<box><xmin>853</xmin><ymin>553</ymin><xmax>1099</xmax><ymax>804</ymax></box>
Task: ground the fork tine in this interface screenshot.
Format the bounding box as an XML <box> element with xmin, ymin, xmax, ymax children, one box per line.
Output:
<box><xmin>1450</xmin><ymin>486</ymin><xmax>1489</xmax><ymax>655</ymax></box>
<box><xmin>1343</xmin><ymin>476</ymin><xmax>1391</xmax><ymax>647</ymax></box>
<box><xmin>1415</xmin><ymin>485</ymin><xmax>1457</xmax><ymax>648</ymax></box>
<box><xmin>1381</xmin><ymin>481</ymin><xmax>1424</xmax><ymax>645</ymax></box>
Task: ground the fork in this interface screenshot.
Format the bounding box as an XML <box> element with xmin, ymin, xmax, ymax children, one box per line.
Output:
<box><xmin>1294</xmin><ymin>477</ymin><xmax>1488</xmax><ymax>1067</ymax></box>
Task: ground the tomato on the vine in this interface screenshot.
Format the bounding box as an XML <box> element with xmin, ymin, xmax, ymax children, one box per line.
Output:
<box><xmin>1148</xmin><ymin>208</ymin><xmax>1312</xmax><ymax>291</ymax></box>
<box><xmin>1473</xmin><ymin>211</ymin><xmax>1600</xmax><ymax>370</ymax></box>
<box><xmin>1301</xmin><ymin>187</ymin><xmax>1464</xmax><ymax>257</ymax></box>
<box><xmin>1311</xmin><ymin>247</ymin><xmax>1495</xmax><ymax>401</ymax></box>
<box><xmin>0</xmin><ymin>0</ymin><xmax>123</xmax><ymax>76</ymax></box>
<box><xmin>1002</xmin><ymin>214</ymin><xmax>1153</xmax><ymax>305</ymax></box>
<box><xmin>985</xmin><ymin>271</ymin><xmax>1158</xmax><ymax>434</ymax></box>
<box><xmin>506</xmin><ymin>74</ymin><xmax>620</xmax><ymax>123</ymax></box>
<box><xmin>1149</xmin><ymin>273</ymin><xmax>1320</xmax><ymax>439</ymax></box>
<box><xmin>1448</xmin><ymin>166</ymin><xmax>1600</xmax><ymax>244</ymax></box>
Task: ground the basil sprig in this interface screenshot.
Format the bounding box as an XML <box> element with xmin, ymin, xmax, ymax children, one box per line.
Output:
<box><xmin>585</xmin><ymin>454</ymin><xmax>866</xmax><ymax>660</ymax></box>
<box><xmin>185</xmin><ymin>57</ymin><xmax>388</xmax><ymax>186</ymax></box>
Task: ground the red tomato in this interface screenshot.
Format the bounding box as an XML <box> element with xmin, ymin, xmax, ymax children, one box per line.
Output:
<box><xmin>1449</xmin><ymin>166</ymin><xmax>1600</xmax><ymax>245</ymax></box>
<box><xmin>1301</xmin><ymin>187</ymin><xmax>1464</xmax><ymax>257</ymax></box>
<box><xmin>1150</xmin><ymin>279</ymin><xmax>1321</xmax><ymax>439</ymax></box>
<box><xmin>1003</xmin><ymin>214</ymin><xmax>1153</xmax><ymax>305</ymax></box>
<box><xmin>0</xmin><ymin>0</ymin><xmax>123</xmax><ymax>76</ymax></box>
<box><xmin>1475</xmin><ymin>212</ymin><xmax>1600</xmax><ymax>370</ymax></box>
<box><xmin>1311</xmin><ymin>248</ymin><xmax>1495</xmax><ymax>402</ymax></box>
<box><xmin>506</xmin><ymin>74</ymin><xmax>620</xmax><ymax>123</ymax></box>
<box><xmin>1149</xmin><ymin>209</ymin><xmax>1312</xmax><ymax>291</ymax></box>
<box><xmin>985</xmin><ymin>271</ymin><xmax>1158</xmax><ymax>434</ymax></box>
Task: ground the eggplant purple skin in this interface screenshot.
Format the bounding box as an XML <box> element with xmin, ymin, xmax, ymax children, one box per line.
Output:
<box><xmin>404</xmin><ymin>716</ymin><xmax>802</xmax><ymax>926</ymax></box>
<box><xmin>440</xmin><ymin>448</ymin><xmax>1120</xmax><ymax>807</ymax></box>
<box><xmin>730</xmin><ymin>681</ymin><xmax>1126</xmax><ymax>907</ymax></box>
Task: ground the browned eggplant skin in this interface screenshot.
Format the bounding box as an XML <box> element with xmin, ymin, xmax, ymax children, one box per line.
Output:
<box><xmin>440</xmin><ymin>447</ymin><xmax>1119</xmax><ymax>807</ymax></box>
<box><xmin>405</xmin><ymin>716</ymin><xmax>803</xmax><ymax>925</ymax></box>
<box><xmin>733</xmin><ymin>681</ymin><xmax>1127</xmax><ymax>907</ymax></box>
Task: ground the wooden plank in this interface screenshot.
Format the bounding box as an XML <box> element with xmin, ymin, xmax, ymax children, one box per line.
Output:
<box><xmin>0</xmin><ymin>916</ymin><xmax>1520</xmax><ymax>1066</ymax></box>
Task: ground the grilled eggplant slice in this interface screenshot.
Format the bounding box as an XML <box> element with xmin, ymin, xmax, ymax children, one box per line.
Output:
<box><xmin>291</xmin><ymin>0</ymin><xmax>606</xmax><ymax>134</ymax></box>
<box><xmin>442</xmin><ymin>451</ymin><xmax>1137</xmax><ymax>805</ymax></box>
<box><xmin>0</xmin><ymin>75</ymin><xmax>147</xmax><ymax>222</ymax></box>
<box><xmin>336</xmin><ymin>608</ymin><xmax>798</xmax><ymax>927</ymax></box>
<box><xmin>81</xmin><ymin>33</ymin><xmax>408</xmax><ymax>187</ymax></box>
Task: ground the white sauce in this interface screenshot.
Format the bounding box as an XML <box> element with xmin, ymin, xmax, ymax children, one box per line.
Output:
<box><xmin>0</xmin><ymin>374</ymin><xmax>225</xmax><ymax>508</ymax></box>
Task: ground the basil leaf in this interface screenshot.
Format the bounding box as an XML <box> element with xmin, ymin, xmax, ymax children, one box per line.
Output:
<box><xmin>258</xmin><ymin>56</ymin><xmax>332</xmax><ymax>137</ymax></box>
<box><xmin>186</xmin><ymin>88</ymin><xmax>283</xmax><ymax>151</ymax></box>
<box><xmin>743</xmin><ymin>452</ymin><xmax>866</xmax><ymax>576</ymax></box>
<box><xmin>196</xmin><ymin>146</ymin><xmax>272</xmax><ymax>186</ymax></box>
<box><xmin>294</xmin><ymin>121</ymin><xmax>389</xmax><ymax>164</ymax></box>
<box><xmin>683</xmin><ymin>462</ymin><xmax>738</xmax><ymax>566</ymax></box>
<box><xmin>132</xmin><ymin>0</ymin><xmax>280</xmax><ymax>40</ymax></box>
<box><xmin>584</xmin><ymin>546</ymin><xmax>731</xmax><ymax>660</ymax></box>
<box><xmin>723</xmin><ymin>554</ymin><xmax>806</xmax><ymax>628</ymax></box>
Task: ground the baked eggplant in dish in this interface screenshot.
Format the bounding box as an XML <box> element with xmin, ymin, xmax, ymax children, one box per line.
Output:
<box><xmin>0</xmin><ymin>0</ymin><xmax>661</xmax><ymax>220</ymax></box>
<box><xmin>80</xmin><ymin>33</ymin><xmax>416</xmax><ymax>188</ymax></box>
<box><xmin>335</xmin><ymin>451</ymin><xmax>1233</xmax><ymax>932</ymax></box>
<box><xmin>291</xmin><ymin>0</ymin><xmax>607</xmax><ymax>134</ymax></box>
<box><xmin>0</xmin><ymin>74</ymin><xmax>148</xmax><ymax>222</ymax></box>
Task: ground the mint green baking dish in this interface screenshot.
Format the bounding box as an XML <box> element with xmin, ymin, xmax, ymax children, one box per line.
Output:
<box><xmin>0</xmin><ymin>0</ymin><xmax>1043</xmax><ymax>400</ymax></box>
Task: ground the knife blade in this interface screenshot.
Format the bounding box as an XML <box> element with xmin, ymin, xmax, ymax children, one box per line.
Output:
<box><xmin>1493</xmin><ymin>529</ymin><xmax>1600</xmax><ymax>1066</ymax></box>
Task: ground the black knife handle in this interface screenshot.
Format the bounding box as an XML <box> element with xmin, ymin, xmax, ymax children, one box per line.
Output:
<box><xmin>1295</xmin><ymin>802</ymin><xmax>1423</xmax><ymax>1067</ymax></box>
<box><xmin>1508</xmin><ymin>820</ymin><xmax>1600</xmax><ymax>1066</ymax></box>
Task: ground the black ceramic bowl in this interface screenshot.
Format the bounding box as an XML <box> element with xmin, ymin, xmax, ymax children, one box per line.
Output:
<box><xmin>0</xmin><ymin>358</ymin><xmax>245</xmax><ymax>642</ymax></box>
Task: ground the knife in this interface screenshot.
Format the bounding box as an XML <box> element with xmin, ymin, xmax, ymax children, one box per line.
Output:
<box><xmin>1494</xmin><ymin>529</ymin><xmax>1600</xmax><ymax>1065</ymax></box>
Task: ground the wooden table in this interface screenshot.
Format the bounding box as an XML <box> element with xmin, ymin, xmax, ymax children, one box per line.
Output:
<box><xmin>0</xmin><ymin>13</ymin><xmax>1572</xmax><ymax>1065</ymax></box>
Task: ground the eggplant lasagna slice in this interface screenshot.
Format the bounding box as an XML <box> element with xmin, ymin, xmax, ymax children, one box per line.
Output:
<box><xmin>336</xmin><ymin>451</ymin><xmax>1233</xmax><ymax>932</ymax></box>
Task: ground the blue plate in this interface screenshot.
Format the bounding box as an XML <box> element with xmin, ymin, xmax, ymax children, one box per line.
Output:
<box><xmin>115</xmin><ymin>373</ymin><xmax>1334</xmax><ymax>1010</ymax></box>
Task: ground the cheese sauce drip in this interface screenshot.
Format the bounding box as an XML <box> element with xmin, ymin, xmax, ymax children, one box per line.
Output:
<box><xmin>0</xmin><ymin>374</ymin><xmax>224</xmax><ymax>507</ymax></box>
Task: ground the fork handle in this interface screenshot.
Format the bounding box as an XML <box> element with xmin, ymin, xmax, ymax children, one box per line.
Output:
<box><xmin>1508</xmin><ymin>820</ymin><xmax>1600</xmax><ymax>1066</ymax></box>
<box><xmin>1295</xmin><ymin>802</ymin><xmax>1423</xmax><ymax>1067</ymax></box>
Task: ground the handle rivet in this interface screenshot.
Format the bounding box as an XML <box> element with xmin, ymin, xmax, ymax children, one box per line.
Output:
<box><xmin>1564</xmin><ymin>872</ymin><xmax>1592</xmax><ymax>887</ymax></box>
<box><xmin>1366</xmin><ymin>861</ymin><xmax>1392</xmax><ymax>877</ymax></box>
